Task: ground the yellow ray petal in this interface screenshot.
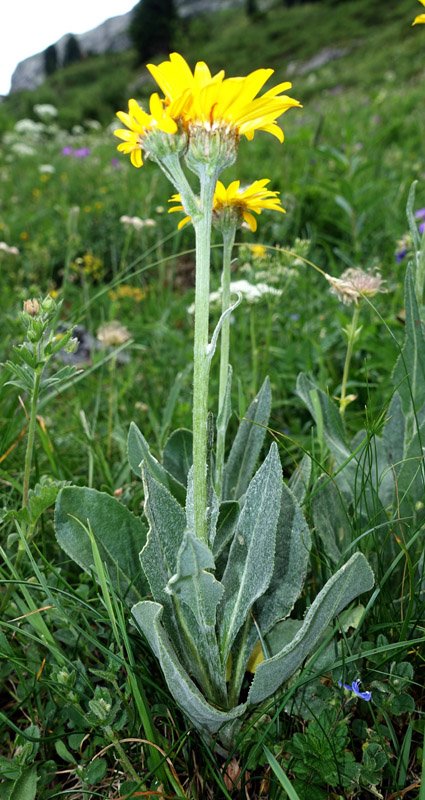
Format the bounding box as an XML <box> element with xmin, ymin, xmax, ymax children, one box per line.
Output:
<box><xmin>243</xmin><ymin>211</ymin><xmax>258</xmax><ymax>231</ymax></box>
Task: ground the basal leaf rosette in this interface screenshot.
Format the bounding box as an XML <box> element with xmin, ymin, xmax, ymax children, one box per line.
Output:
<box><xmin>413</xmin><ymin>0</ymin><xmax>425</xmax><ymax>24</ymax></box>
<box><xmin>169</xmin><ymin>178</ymin><xmax>286</xmax><ymax>232</ymax></box>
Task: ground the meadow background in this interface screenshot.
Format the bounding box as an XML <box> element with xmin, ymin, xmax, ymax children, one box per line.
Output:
<box><xmin>0</xmin><ymin>0</ymin><xmax>424</xmax><ymax>797</ymax></box>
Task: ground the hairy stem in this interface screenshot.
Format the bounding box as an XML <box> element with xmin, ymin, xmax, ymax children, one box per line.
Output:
<box><xmin>22</xmin><ymin>366</ymin><xmax>42</xmax><ymax>509</ymax></box>
<box><xmin>215</xmin><ymin>228</ymin><xmax>236</xmax><ymax>498</ymax></box>
<box><xmin>339</xmin><ymin>303</ymin><xmax>360</xmax><ymax>418</ymax></box>
<box><xmin>103</xmin><ymin>725</ymin><xmax>140</xmax><ymax>782</ymax></box>
<box><xmin>192</xmin><ymin>170</ymin><xmax>217</xmax><ymax>543</ymax></box>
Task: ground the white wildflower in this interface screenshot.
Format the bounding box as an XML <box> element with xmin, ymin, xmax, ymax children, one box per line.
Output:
<box><xmin>14</xmin><ymin>118</ymin><xmax>44</xmax><ymax>136</ymax></box>
<box><xmin>120</xmin><ymin>215</ymin><xmax>156</xmax><ymax>230</ymax></box>
<box><xmin>0</xmin><ymin>242</ymin><xmax>19</xmax><ymax>256</ymax></box>
<box><xmin>187</xmin><ymin>279</ymin><xmax>282</xmax><ymax>314</ymax></box>
<box><xmin>85</xmin><ymin>119</ymin><xmax>102</xmax><ymax>131</ymax></box>
<box><xmin>33</xmin><ymin>104</ymin><xmax>58</xmax><ymax>121</ymax></box>
<box><xmin>10</xmin><ymin>142</ymin><xmax>37</xmax><ymax>157</ymax></box>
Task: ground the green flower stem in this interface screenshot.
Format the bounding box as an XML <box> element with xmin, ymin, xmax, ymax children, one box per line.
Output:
<box><xmin>192</xmin><ymin>170</ymin><xmax>217</xmax><ymax>543</ymax></box>
<box><xmin>103</xmin><ymin>724</ymin><xmax>140</xmax><ymax>783</ymax></box>
<box><xmin>250</xmin><ymin>307</ymin><xmax>259</xmax><ymax>395</ymax></box>
<box><xmin>339</xmin><ymin>303</ymin><xmax>361</xmax><ymax>418</ymax></box>
<box><xmin>119</xmin><ymin>228</ymin><xmax>133</xmax><ymax>273</ymax></box>
<box><xmin>106</xmin><ymin>353</ymin><xmax>117</xmax><ymax>460</ymax></box>
<box><xmin>215</xmin><ymin>227</ymin><xmax>236</xmax><ymax>498</ymax></box>
<box><xmin>22</xmin><ymin>365</ymin><xmax>43</xmax><ymax>510</ymax></box>
<box><xmin>161</xmin><ymin>154</ymin><xmax>199</xmax><ymax>220</ymax></box>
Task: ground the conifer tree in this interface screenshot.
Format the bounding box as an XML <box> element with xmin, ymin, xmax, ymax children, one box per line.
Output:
<box><xmin>130</xmin><ymin>0</ymin><xmax>178</xmax><ymax>64</ymax></box>
<box><xmin>43</xmin><ymin>44</ymin><xmax>58</xmax><ymax>76</ymax></box>
<box><xmin>63</xmin><ymin>35</ymin><xmax>82</xmax><ymax>68</ymax></box>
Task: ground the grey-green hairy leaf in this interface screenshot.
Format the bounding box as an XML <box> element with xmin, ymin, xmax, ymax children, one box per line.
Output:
<box><xmin>140</xmin><ymin>469</ymin><xmax>186</xmax><ymax>608</ymax></box>
<box><xmin>55</xmin><ymin>486</ymin><xmax>148</xmax><ymax>604</ymax></box>
<box><xmin>378</xmin><ymin>392</ymin><xmax>406</xmax><ymax>508</ymax></box>
<box><xmin>167</xmin><ymin>530</ymin><xmax>224</xmax><ymax>630</ymax></box>
<box><xmin>163</xmin><ymin>428</ymin><xmax>193</xmax><ymax>487</ymax></box>
<box><xmin>166</xmin><ymin>529</ymin><xmax>226</xmax><ymax>700</ymax></box>
<box><xmin>216</xmin><ymin>364</ymin><xmax>233</xmax><ymax>440</ymax></box>
<box><xmin>248</xmin><ymin>552</ymin><xmax>374</xmax><ymax>704</ymax></box>
<box><xmin>392</xmin><ymin>264</ymin><xmax>425</xmax><ymax>415</ymax></box>
<box><xmin>395</xmin><ymin>415</ymin><xmax>425</xmax><ymax>513</ymax></box>
<box><xmin>311</xmin><ymin>475</ymin><xmax>351</xmax><ymax>564</ymax></box>
<box><xmin>132</xmin><ymin>601</ymin><xmax>246</xmax><ymax>735</ymax></box>
<box><xmin>406</xmin><ymin>181</ymin><xmax>421</xmax><ymax>253</ymax></box>
<box><xmin>296</xmin><ymin>374</ymin><xmax>350</xmax><ymax>467</ymax></box>
<box><xmin>213</xmin><ymin>500</ymin><xmax>240</xmax><ymax>564</ymax></box>
<box><xmin>219</xmin><ymin>442</ymin><xmax>283</xmax><ymax>661</ymax></box>
<box><xmin>255</xmin><ymin>481</ymin><xmax>312</xmax><ymax>636</ymax></box>
<box><xmin>223</xmin><ymin>375</ymin><xmax>271</xmax><ymax>501</ymax></box>
<box><xmin>288</xmin><ymin>453</ymin><xmax>312</xmax><ymax>505</ymax></box>
<box><xmin>128</xmin><ymin>421</ymin><xmax>186</xmax><ymax>504</ymax></box>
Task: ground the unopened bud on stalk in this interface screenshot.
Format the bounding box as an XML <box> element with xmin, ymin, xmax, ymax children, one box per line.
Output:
<box><xmin>23</xmin><ymin>298</ymin><xmax>41</xmax><ymax>317</ymax></box>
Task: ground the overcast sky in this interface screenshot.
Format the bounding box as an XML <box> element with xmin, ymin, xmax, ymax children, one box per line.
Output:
<box><xmin>0</xmin><ymin>1</ymin><xmax>136</xmax><ymax>96</ymax></box>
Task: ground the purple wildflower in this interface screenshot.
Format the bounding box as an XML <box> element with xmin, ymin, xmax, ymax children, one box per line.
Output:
<box><xmin>62</xmin><ymin>146</ymin><xmax>74</xmax><ymax>156</ymax></box>
<box><xmin>338</xmin><ymin>679</ymin><xmax>372</xmax><ymax>701</ymax></box>
<box><xmin>419</xmin><ymin>222</ymin><xmax>425</xmax><ymax>235</ymax></box>
<box><xmin>74</xmin><ymin>147</ymin><xmax>91</xmax><ymax>158</ymax></box>
<box><xmin>414</xmin><ymin>208</ymin><xmax>425</xmax><ymax>222</ymax></box>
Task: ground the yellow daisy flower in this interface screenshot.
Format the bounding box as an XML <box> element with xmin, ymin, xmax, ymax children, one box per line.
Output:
<box><xmin>147</xmin><ymin>51</ymin><xmax>225</xmax><ymax>104</ymax></box>
<box><xmin>168</xmin><ymin>178</ymin><xmax>285</xmax><ymax>232</ymax></box>
<box><xmin>113</xmin><ymin>94</ymin><xmax>180</xmax><ymax>168</ymax></box>
<box><xmin>413</xmin><ymin>0</ymin><xmax>425</xmax><ymax>23</ymax></box>
<box><xmin>147</xmin><ymin>52</ymin><xmax>301</xmax><ymax>142</ymax></box>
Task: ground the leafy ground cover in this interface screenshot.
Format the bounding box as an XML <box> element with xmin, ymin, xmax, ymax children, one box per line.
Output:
<box><xmin>0</xmin><ymin>0</ymin><xmax>424</xmax><ymax>797</ymax></box>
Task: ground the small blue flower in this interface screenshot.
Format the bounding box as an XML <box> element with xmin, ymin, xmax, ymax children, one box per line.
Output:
<box><xmin>338</xmin><ymin>678</ymin><xmax>372</xmax><ymax>702</ymax></box>
<box><xmin>395</xmin><ymin>247</ymin><xmax>408</xmax><ymax>263</ymax></box>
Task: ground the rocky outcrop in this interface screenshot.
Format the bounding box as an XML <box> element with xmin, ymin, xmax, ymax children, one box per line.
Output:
<box><xmin>9</xmin><ymin>0</ymin><xmax>243</xmax><ymax>95</ymax></box>
<box><xmin>10</xmin><ymin>9</ymin><xmax>134</xmax><ymax>93</ymax></box>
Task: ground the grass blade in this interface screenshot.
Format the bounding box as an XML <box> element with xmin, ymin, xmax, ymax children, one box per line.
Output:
<box><xmin>263</xmin><ymin>745</ymin><xmax>301</xmax><ymax>800</ymax></box>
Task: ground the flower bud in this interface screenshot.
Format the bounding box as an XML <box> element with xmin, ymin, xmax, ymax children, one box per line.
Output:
<box><xmin>41</xmin><ymin>295</ymin><xmax>56</xmax><ymax>313</ymax></box>
<box><xmin>23</xmin><ymin>298</ymin><xmax>41</xmax><ymax>317</ymax></box>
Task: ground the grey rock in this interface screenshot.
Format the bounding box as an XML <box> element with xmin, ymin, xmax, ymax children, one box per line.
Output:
<box><xmin>286</xmin><ymin>46</ymin><xmax>349</xmax><ymax>77</ymax></box>
<box><xmin>10</xmin><ymin>0</ymin><xmax>244</xmax><ymax>95</ymax></box>
<box><xmin>10</xmin><ymin>8</ymin><xmax>134</xmax><ymax>93</ymax></box>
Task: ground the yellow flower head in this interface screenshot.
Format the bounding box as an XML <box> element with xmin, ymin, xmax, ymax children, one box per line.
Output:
<box><xmin>413</xmin><ymin>0</ymin><xmax>425</xmax><ymax>23</ymax></box>
<box><xmin>147</xmin><ymin>52</ymin><xmax>225</xmax><ymax>105</ymax></box>
<box><xmin>169</xmin><ymin>178</ymin><xmax>285</xmax><ymax>232</ymax></box>
<box><xmin>114</xmin><ymin>95</ymin><xmax>180</xmax><ymax>168</ymax></box>
<box><xmin>148</xmin><ymin>52</ymin><xmax>301</xmax><ymax>143</ymax></box>
<box><xmin>115</xmin><ymin>55</ymin><xmax>300</xmax><ymax>168</ymax></box>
